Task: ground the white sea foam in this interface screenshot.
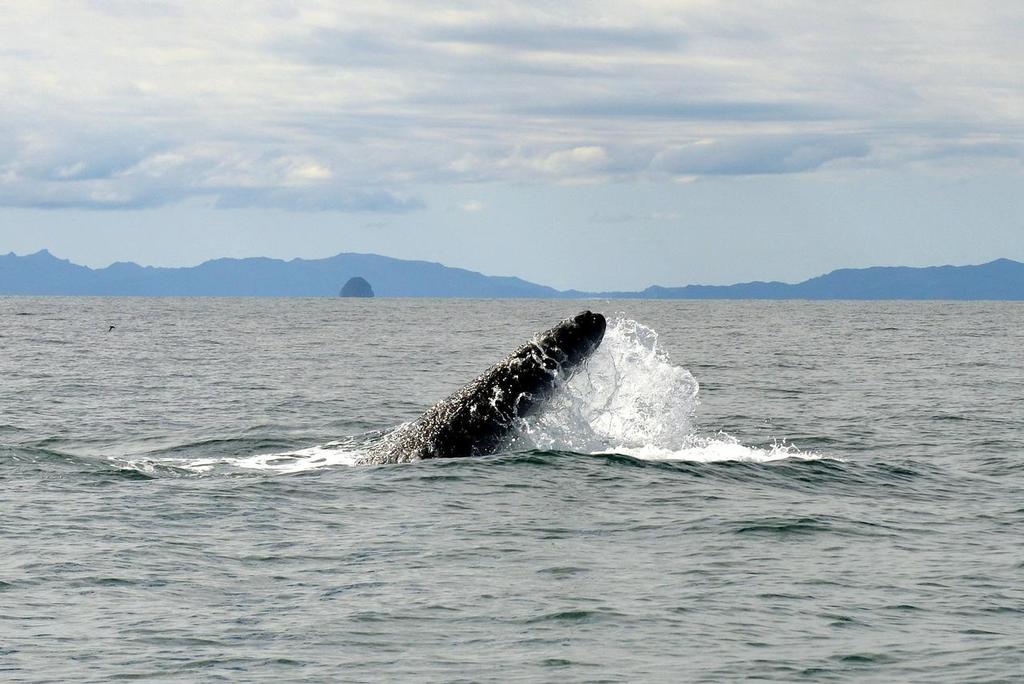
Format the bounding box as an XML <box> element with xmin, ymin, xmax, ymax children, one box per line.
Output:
<box><xmin>599</xmin><ymin>434</ymin><xmax>819</xmax><ymax>463</ymax></box>
<box><xmin>184</xmin><ymin>442</ymin><xmax>363</xmax><ymax>474</ymax></box>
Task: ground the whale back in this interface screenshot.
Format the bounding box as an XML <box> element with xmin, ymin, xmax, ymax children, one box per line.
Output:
<box><xmin>370</xmin><ymin>311</ymin><xmax>605</xmax><ymax>462</ymax></box>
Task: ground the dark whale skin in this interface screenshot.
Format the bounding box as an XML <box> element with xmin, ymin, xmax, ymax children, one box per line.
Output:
<box><xmin>369</xmin><ymin>311</ymin><xmax>606</xmax><ymax>463</ymax></box>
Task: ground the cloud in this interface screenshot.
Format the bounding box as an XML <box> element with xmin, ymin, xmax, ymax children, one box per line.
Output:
<box><xmin>913</xmin><ymin>139</ymin><xmax>1024</xmax><ymax>163</ymax></box>
<box><xmin>85</xmin><ymin>0</ymin><xmax>181</xmax><ymax>18</ymax></box>
<box><xmin>276</xmin><ymin>28</ymin><xmax>410</xmax><ymax>69</ymax></box>
<box><xmin>0</xmin><ymin>132</ymin><xmax>423</xmax><ymax>211</ymax></box>
<box><xmin>528</xmin><ymin>146</ymin><xmax>612</xmax><ymax>176</ymax></box>
<box><xmin>0</xmin><ymin>1</ymin><xmax>1021</xmax><ymax>210</ymax></box>
<box><xmin>5</xmin><ymin>128</ymin><xmax>165</xmax><ymax>184</ymax></box>
<box><xmin>213</xmin><ymin>187</ymin><xmax>422</xmax><ymax>213</ymax></box>
<box><xmin>426</xmin><ymin>24</ymin><xmax>686</xmax><ymax>53</ymax></box>
<box><xmin>459</xmin><ymin>200</ymin><xmax>484</xmax><ymax>212</ymax></box>
<box><xmin>522</xmin><ymin>100</ymin><xmax>842</xmax><ymax>122</ymax></box>
<box><xmin>651</xmin><ymin>135</ymin><xmax>870</xmax><ymax>176</ymax></box>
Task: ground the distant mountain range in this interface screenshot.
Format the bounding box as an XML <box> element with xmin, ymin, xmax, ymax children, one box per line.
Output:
<box><xmin>594</xmin><ymin>258</ymin><xmax>1024</xmax><ymax>300</ymax></box>
<box><xmin>2</xmin><ymin>249</ymin><xmax>1023</xmax><ymax>299</ymax></box>
<box><xmin>0</xmin><ymin>249</ymin><xmax>559</xmax><ymax>298</ymax></box>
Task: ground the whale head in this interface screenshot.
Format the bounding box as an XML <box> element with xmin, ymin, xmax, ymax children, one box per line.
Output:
<box><xmin>534</xmin><ymin>310</ymin><xmax>606</xmax><ymax>373</ymax></box>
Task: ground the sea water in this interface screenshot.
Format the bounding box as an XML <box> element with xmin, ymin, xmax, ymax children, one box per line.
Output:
<box><xmin>1</xmin><ymin>298</ymin><xmax>1022</xmax><ymax>682</ymax></box>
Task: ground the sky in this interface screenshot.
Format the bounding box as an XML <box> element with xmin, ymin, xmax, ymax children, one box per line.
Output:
<box><xmin>1</xmin><ymin>1</ymin><xmax>1022</xmax><ymax>291</ymax></box>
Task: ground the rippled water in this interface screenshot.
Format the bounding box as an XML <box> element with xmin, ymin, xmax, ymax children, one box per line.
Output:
<box><xmin>2</xmin><ymin>298</ymin><xmax>1022</xmax><ymax>682</ymax></box>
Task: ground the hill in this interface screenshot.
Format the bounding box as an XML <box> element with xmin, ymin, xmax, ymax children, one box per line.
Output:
<box><xmin>595</xmin><ymin>258</ymin><xmax>1024</xmax><ymax>300</ymax></box>
<box><xmin>0</xmin><ymin>250</ymin><xmax>560</xmax><ymax>298</ymax></box>
<box><xmin>2</xmin><ymin>250</ymin><xmax>1023</xmax><ymax>299</ymax></box>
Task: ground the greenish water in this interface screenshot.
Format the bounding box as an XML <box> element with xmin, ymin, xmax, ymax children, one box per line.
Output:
<box><xmin>2</xmin><ymin>298</ymin><xmax>1022</xmax><ymax>682</ymax></box>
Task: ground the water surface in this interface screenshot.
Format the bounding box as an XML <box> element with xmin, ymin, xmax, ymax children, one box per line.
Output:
<box><xmin>2</xmin><ymin>298</ymin><xmax>1022</xmax><ymax>682</ymax></box>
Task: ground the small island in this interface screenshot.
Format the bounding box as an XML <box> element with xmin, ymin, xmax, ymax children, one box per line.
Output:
<box><xmin>339</xmin><ymin>276</ymin><xmax>374</xmax><ymax>298</ymax></box>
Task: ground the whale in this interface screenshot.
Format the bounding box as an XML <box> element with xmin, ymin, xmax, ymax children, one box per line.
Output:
<box><xmin>368</xmin><ymin>311</ymin><xmax>606</xmax><ymax>463</ymax></box>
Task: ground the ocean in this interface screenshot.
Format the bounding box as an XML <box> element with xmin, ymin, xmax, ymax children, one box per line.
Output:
<box><xmin>2</xmin><ymin>298</ymin><xmax>1022</xmax><ymax>682</ymax></box>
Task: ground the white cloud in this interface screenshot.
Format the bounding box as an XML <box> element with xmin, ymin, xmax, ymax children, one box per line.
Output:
<box><xmin>651</xmin><ymin>135</ymin><xmax>870</xmax><ymax>176</ymax></box>
<box><xmin>0</xmin><ymin>1</ymin><xmax>1021</xmax><ymax>209</ymax></box>
<box><xmin>529</xmin><ymin>146</ymin><xmax>611</xmax><ymax>176</ymax></box>
<box><xmin>285</xmin><ymin>159</ymin><xmax>333</xmax><ymax>184</ymax></box>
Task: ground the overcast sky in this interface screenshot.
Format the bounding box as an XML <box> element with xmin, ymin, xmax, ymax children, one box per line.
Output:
<box><xmin>1</xmin><ymin>1</ymin><xmax>1022</xmax><ymax>290</ymax></box>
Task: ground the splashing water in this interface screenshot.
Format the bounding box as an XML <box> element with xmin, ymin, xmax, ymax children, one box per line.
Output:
<box><xmin>519</xmin><ymin>316</ymin><xmax>819</xmax><ymax>463</ymax></box>
<box><xmin>182</xmin><ymin>316</ymin><xmax>818</xmax><ymax>473</ymax></box>
<box><xmin>517</xmin><ymin>316</ymin><xmax>699</xmax><ymax>453</ymax></box>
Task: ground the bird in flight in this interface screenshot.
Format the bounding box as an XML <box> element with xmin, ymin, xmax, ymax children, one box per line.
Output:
<box><xmin>107</xmin><ymin>325</ymin><xmax>116</xmax><ymax>333</ymax></box>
